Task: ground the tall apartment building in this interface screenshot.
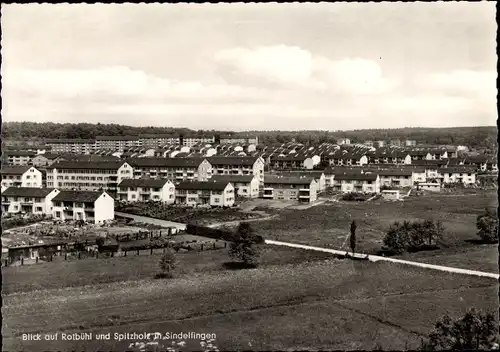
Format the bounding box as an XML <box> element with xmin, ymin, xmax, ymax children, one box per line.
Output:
<box><xmin>47</xmin><ymin>161</ymin><xmax>133</xmax><ymax>192</ymax></box>
<box><xmin>139</xmin><ymin>135</ymin><xmax>179</xmax><ymax>148</ymax></box>
<box><xmin>126</xmin><ymin>157</ymin><xmax>212</xmax><ymax>182</ymax></box>
<box><xmin>219</xmin><ymin>136</ymin><xmax>259</xmax><ymax>145</ymax></box>
<box><xmin>95</xmin><ymin>136</ymin><xmax>142</xmax><ymax>152</ymax></box>
<box><xmin>1</xmin><ymin>166</ymin><xmax>43</xmax><ymax>189</ymax></box>
<box><xmin>180</xmin><ymin>135</ymin><xmax>215</xmax><ymax>147</ymax></box>
<box><xmin>46</xmin><ymin>139</ymin><xmax>97</xmax><ymax>154</ymax></box>
<box><xmin>207</xmin><ymin>156</ymin><xmax>265</xmax><ymax>186</ymax></box>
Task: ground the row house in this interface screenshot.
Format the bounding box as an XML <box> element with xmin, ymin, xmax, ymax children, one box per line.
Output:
<box><xmin>207</xmin><ymin>156</ymin><xmax>265</xmax><ymax>186</ymax></box>
<box><xmin>1</xmin><ymin>166</ymin><xmax>43</xmax><ymax>189</ymax></box>
<box><xmin>408</xmin><ymin>150</ymin><xmax>432</xmax><ymax>161</ymax></box>
<box><xmin>47</xmin><ymin>161</ymin><xmax>133</xmax><ymax>192</ymax></box>
<box><xmin>175</xmin><ymin>181</ymin><xmax>235</xmax><ymax>207</ymax></box>
<box><xmin>262</xmin><ymin>176</ymin><xmax>318</xmax><ymax>203</ymax></box>
<box><xmin>464</xmin><ymin>155</ymin><xmax>498</xmax><ymax>173</ymax></box>
<box><xmin>211</xmin><ymin>175</ymin><xmax>260</xmax><ymax>198</ymax></box>
<box><xmin>366</xmin><ymin>149</ymin><xmax>411</xmax><ymax>165</ymax></box>
<box><xmin>32</xmin><ymin>153</ymin><xmax>65</xmax><ymax>168</ymax></box>
<box><xmin>95</xmin><ymin>136</ymin><xmax>141</xmax><ymax>152</ymax></box>
<box><xmin>126</xmin><ymin>158</ymin><xmax>212</xmax><ymax>182</ymax></box>
<box><xmin>270</xmin><ymin>170</ymin><xmax>326</xmax><ymax>193</ymax></box>
<box><xmin>4</xmin><ymin>151</ymin><xmax>37</xmax><ymax>166</ymax></box>
<box><xmin>46</xmin><ymin>139</ymin><xmax>97</xmax><ymax>154</ymax></box>
<box><xmin>440</xmin><ymin>167</ymin><xmax>477</xmax><ymax>185</ymax></box>
<box><xmin>117</xmin><ymin>178</ymin><xmax>175</xmax><ymax>203</ymax></box>
<box><xmin>332</xmin><ymin>173</ymin><xmax>381</xmax><ymax>194</ymax></box>
<box><xmin>52</xmin><ymin>190</ymin><xmax>114</xmax><ymax>224</ymax></box>
<box><xmin>1</xmin><ymin>187</ymin><xmax>60</xmax><ymax>216</ymax></box>
<box><xmin>411</xmin><ymin>160</ymin><xmax>447</xmax><ymax>180</ymax></box>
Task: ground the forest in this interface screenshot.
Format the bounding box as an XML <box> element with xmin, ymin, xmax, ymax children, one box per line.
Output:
<box><xmin>2</xmin><ymin>122</ymin><xmax>497</xmax><ymax>150</ymax></box>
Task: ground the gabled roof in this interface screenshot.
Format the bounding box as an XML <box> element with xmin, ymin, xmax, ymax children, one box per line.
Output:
<box><xmin>264</xmin><ymin>176</ymin><xmax>314</xmax><ymax>185</ymax></box>
<box><xmin>126</xmin><ymin>157</ymin><xmax>206</xmax><ymax>168</ymax></box>
<box><xmin>51</xmin><ymin>161</ymin><xmax>126</xmax><ymax>170</ymax></box>
<box><xmin>53</xmin><ymin>190</ymin><xmax>111</xmax><ymax>202</ymax></box>
<box><xmin>211</xmin><ymin>175</ymin><xmax>256</xmax><ymax>183</ymax></box>
<box><xmin>2</xmin><ymin>187</ymin><xmax>56</xmax><ymax>197</ymax></box>
<box><xmin>334</xmin><ymin>173</ymin><xmax>378</xmax><ymax>181</ymax></box>
<box><xmin>1</xmin><ymin>166</ymin><xmax>34</xmax><ymax>175</ymax></box>
<box><xmin>176</xmin><ymin>181</ymin><xmax>230</xmax><ymax>191</ymax></box>
<box><xmin>377</xmin><ymin>169</ymin><xmax>413</xmax><ymax>176</ymax></box>
<box><xmin>118</xmin><ymin>178</ymin><xmax>171</xmax><ymax>188</ymax></box>
<box><xmin>207</xmin><ymin>156</ymin><xmax>259</xmax><ymax>166</ymax></box>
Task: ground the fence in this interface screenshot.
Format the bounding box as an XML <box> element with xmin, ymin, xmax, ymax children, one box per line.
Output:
<box><xmin>2</xmin><ymin>240</ymin><xmax>228</xmax><ymax>267</ymax></box>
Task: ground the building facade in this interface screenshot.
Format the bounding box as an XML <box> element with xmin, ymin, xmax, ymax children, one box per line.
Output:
<box><xmin>175</xmin><ymin>181</ymin><xmax>235</xmax><ymax>207</ymax></box>
<box><xmin>1</xmin><ymin>187</ymin><xmax>60</xmax><ymax>216</ymax></box>
<box><xmin>262</xmin><ymin>176</ymin><xmax>318</xmax><ymax>203</ymax></box>
<box><xmin>210</xmin><ymin>175</ymin><xmax>260</xmax><ymax>198</ymax></box>
<box><xmin>51</xmin><ymin>190</ymin><xmax>114</xmax><ymax>224</ymax></box>
<box><xmin>1</xmin><ymin>166</ymin><xmax>43</xmax><ymax>188</ymax></box>
<box><xmin>117</xmin><ymin>178</ymin><xmax>176</xmax><ymax>203</ymax></box>
<box><xmin>127</xmin><ymin>158</ymin><xmax>213</xmax><ymax>182</ymax></box>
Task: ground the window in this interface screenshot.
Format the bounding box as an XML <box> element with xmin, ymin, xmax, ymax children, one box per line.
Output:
<box><xmin>214</xmin><ymin>198</ymin><xmax>220</xmax><ymax>203</ymax></box>
<box><xmin>35</xmin><ymin>207</ymin><xmax>43</xmax><ymax>212</ymax></box>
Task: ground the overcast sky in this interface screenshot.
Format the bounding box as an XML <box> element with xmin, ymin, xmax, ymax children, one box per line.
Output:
<box><xmin>1</xmin><ymin>3</ymin><xmax>497</xmax><ymax>131</ymax></box>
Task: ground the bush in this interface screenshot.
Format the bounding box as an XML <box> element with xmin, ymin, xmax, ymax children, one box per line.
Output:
<box><xmin>158</xmin><ymin>249</ymin><xmax>177</xmax><ymax>277</ymax></box>
<box><xmin>383</xmin><ymin>220</ymin><xmax>444</xmax><ymax>254</ymax></box>
<box><xmin>476</xmin><ymin>208</ymin><xmax>498</xmax><ymax>243</ymax></box>
<box><xmin>421</xmin><ymin>309</ymin><xmax>499</xmax><ymax>351</ymax></box>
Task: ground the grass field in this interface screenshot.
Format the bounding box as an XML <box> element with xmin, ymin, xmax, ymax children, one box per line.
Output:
<box><xmin>1</xmin><ymin>245</ymin><xmax>332</xmax><ymax>294</ymax></box>
<box><xmin>248</xmin><ymin>190</ymin><xmax>498</xmax><ymax>270</ymax></box>
<box><xmin>3</xmin><ymin>259</ymin><xmax>497</xmax><ymax>351</ymax></box>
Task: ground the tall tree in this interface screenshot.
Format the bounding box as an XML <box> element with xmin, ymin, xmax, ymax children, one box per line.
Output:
<box><xmin>229</xmin><ymin>223</ymin><xmax>260</xmax><ymax>267</ymax></box>
<box><xmin>350</xmin><ymin>220</ymin><xmax>357</xmax><ymax>254</ymax></box>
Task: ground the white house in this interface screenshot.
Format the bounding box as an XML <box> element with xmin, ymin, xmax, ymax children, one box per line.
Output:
<box><xmin>271</xmin><ymin>171</ymin><xmax>326</xmax><ymax>193</ymax></box>
<box><xmin>1</xmin><ymin>187</ymin><xmax>60</xmax><ymax>216</ymax></box>
<box><xmin>377</xmin><ymin>169</ymin><xmax>413</xmax><ymax>188</ymax></box>
<box><xmin>51</xmin><ymin>190</ymin><xmax>114</xmax><ymax>224</ymax></box>
<box><xmin>210</xmin><ymin>175</ymin><xmax>260</xmax><ymax>198</ymax></box>
<box><xmin>333</xmin><ymin>173</ymin><xmax>381</xmax><ymax>194</ymax></box>
<box><xmin>207</xmin><ymin>156</ymin><xmax>265</xmax><ymax>186</ymax></box>
<box><xmin>262</xmin><ymin>176</ymin><xmax>318</xmax><ymax>203</ymax></box>
<box><xmin>441</xmin><ymin>167</ymin><xmax>477</xmax><ymax>186</ymax></box>
<box><xmin>1</xmin><ymin>166</ymin><xmax>43</xmax><ymax>189</ymax></box>
<box><xmin>117</xmin><ymin>178</ymin><xmax>175</xmax><ymax>203</ymax></box>
<box><xmin>175</xmin><ymin>181</ymin><xmax>235</xmax><ymax>207</ymax></box>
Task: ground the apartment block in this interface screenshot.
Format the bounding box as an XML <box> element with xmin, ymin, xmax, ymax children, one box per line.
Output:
<box><xmin>175</xmin><ymin>181</ymin><xmax>235</xmax><ymax>207</ymax></box>
<box><xmin>47</xmin><ymin>161</ymin><xmax>133</xmax><ymax>191</ymax></box>
<box><xmin>95</xmin><ymin>136</ymin><xmax>141</xmax><ymax>152</ymax></box>
<box><xmin>117</xmin><ymin>178</ymin><xmax>175</xmax><ymax>203</ymax></box>
<box><xmin>1</xmin><ymin>187</ymin><xmax>60</xmax><ymax>216</ymax></box>
<box><xmin>262</xmin><ymin>176</ymin><xmax>318</xmax><ymax>203</ymax></box>
<box><xmin>46</xmin><ymin>139</ymin><xmax>97</xmax><ymax>154</ymax></box>
<box><xmin>1</xmin><ymin>166</ymin><xmax>43</xmax><ymax>188</ymax></box>
<box><xmin>52</xmin><ymin>190</ymin><xmax>114</xmax><ymax>224</ymax></box>
<box><xmin>207</xmin><ymin>156</ymin><xmax>265</xmax><ymax>185</ymax></box>
<box><xmin>210</xmin><ymin>175</ymin><xmax>260</xmax><ymax>198</ymax></box>
<box><xmin>333</xmin><ymin>173</ymin><xmax>381</xmax><ymax>194</ymax></box>
<box><xmin>4</xmin><ymin>151</ymin><xmax>36</xmax><ymax>166</ymax></box>
<box><xmin>126</xmin><ymin>158</ymin><xmax>212</xmax><ymax>182</ymax></box>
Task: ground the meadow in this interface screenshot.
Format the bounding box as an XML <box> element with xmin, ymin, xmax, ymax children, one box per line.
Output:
<box><xmin>3</xmin><ymin>258</ymin><xmax>497</xmax><ymax>351</ymax></box>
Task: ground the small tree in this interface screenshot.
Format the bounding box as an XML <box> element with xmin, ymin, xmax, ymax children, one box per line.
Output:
<box><xmin>422</xmin><ymin>309</ymin><xmax>498</xmax><ymax>351</ymax></box>
<box><xmin>350</xmin><ymin>220</ymin><xmax>357</xmax><ymax>254</ymax></box>
<box><xmin>158</xmin><ymin>249</ymin><xmax>177</xmax><ymax>278</ymax></box>
<box><xmin>229</xmin><ymin>223</ymin><xmax>260</xmax><ymax>267</ymax></box>
<box><xmin>476</xmin><ymin>208</ymin><xmax>498</xmax><ymax>243</ymax></box>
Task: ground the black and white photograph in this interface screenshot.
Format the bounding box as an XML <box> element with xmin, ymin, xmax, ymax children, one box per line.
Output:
<box><xmin>1</xmin><ymin>2</ymin><xmax>498</xmax><ymax>351</ymax></box>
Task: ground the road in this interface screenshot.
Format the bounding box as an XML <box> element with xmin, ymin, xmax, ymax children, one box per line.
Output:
<box><xmin>115</xmin><ymin>212</ymin><xmax>187</xmax><ymax>231</ymax></box>
<box><xmin>266</xmin><ymin>239</ymin><xmax>500</xmax><ymax>280</ymax></box>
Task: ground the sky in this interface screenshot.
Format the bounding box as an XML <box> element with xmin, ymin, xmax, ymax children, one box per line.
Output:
<box><xmin>1</xmin><ymin>3</ymin><xmax>497</xmax><ymax>131</ymax></box>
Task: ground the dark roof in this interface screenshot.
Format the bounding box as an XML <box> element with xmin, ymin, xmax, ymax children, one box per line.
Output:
<box><xmin>2</xmin><ymin>187</ymin><xmax>56</xmax><ymax>197</ymax></box>
<box><xmin>5</xmin><ymin>151</ymin><xmax>37</xmax><ymax>157</ymax></box>
<box><xmin>51</xmin><ymin>161</ymin><xmax>126</xmax><ymax>170</ymax></box>
<box><xmin>118</xmin><ymin>178</ymin><xmax>171</xmax><ymax>188</ymax></box>
<box><xmin>53</xmin><ymin>190</ymin><xmax>111</xmax><ymax>202</ymax></box>
<box><xmin>411</xmin><ymin>160</ymin><xmax>447</xmax><ymax>166</ymax></box>
<box><xmin>211</xmin><ymin>175</ymin><xmax>256</xmax><ymax>183</ymax></box>
<box><xmin>264</xmin><ymin>176</ymin><xmax>314</xmax><ymax>185</ymax></box>
<box><xmin>1</xmin><ymin>166</ymin><xmax>33</xmax><ymax>175</ymax></box>
<box><xmin>176</xmin><ymin>181</ymin><xmax>230</xmax><ymax>191</ymax></box>
<box><xmin>377</xmin><ymin>169</ymin><xmax>413</xmax><ymax>176</ymax></box>
<box><xmin>334</xmin><ymin>173</ymin><xmax>378</xmax><ymax>181</ymax></box>
<box><xmin>126</xmin><ymin>157</ymin><xmax>206</xmax><ymax>168</ymax></box>
<box><xmin>207</xmin><ymin>156</ymin><xmax>259</xmax><ymax>166</ymax></box>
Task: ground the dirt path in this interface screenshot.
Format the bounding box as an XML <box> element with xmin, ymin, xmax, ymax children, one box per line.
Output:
<box><xmin>266</xmin><ymin>239</ymin><xmax>499</xmax><ymax>280</ymax></box>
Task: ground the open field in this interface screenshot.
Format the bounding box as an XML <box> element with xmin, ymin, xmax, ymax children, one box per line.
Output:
<box><xmin>1</xmin><ymin>245</ymin><xmax>332</xmax><ymax>294</ymax></box>
<box><xmin>3</xmin><ymin>259</ymin><xmax>497</xmax><ymax>351</ymax></box>
<box><xmin>248</xmin><ymin>190</ymin><xmax>497</xmax><ymax>266</ymax></box>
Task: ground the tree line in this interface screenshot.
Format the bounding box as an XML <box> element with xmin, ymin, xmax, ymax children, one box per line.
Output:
<box><xmin>2</xmin><ymin>122</ymin><xmax>497</xmax><ymax>150</ymax></box>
